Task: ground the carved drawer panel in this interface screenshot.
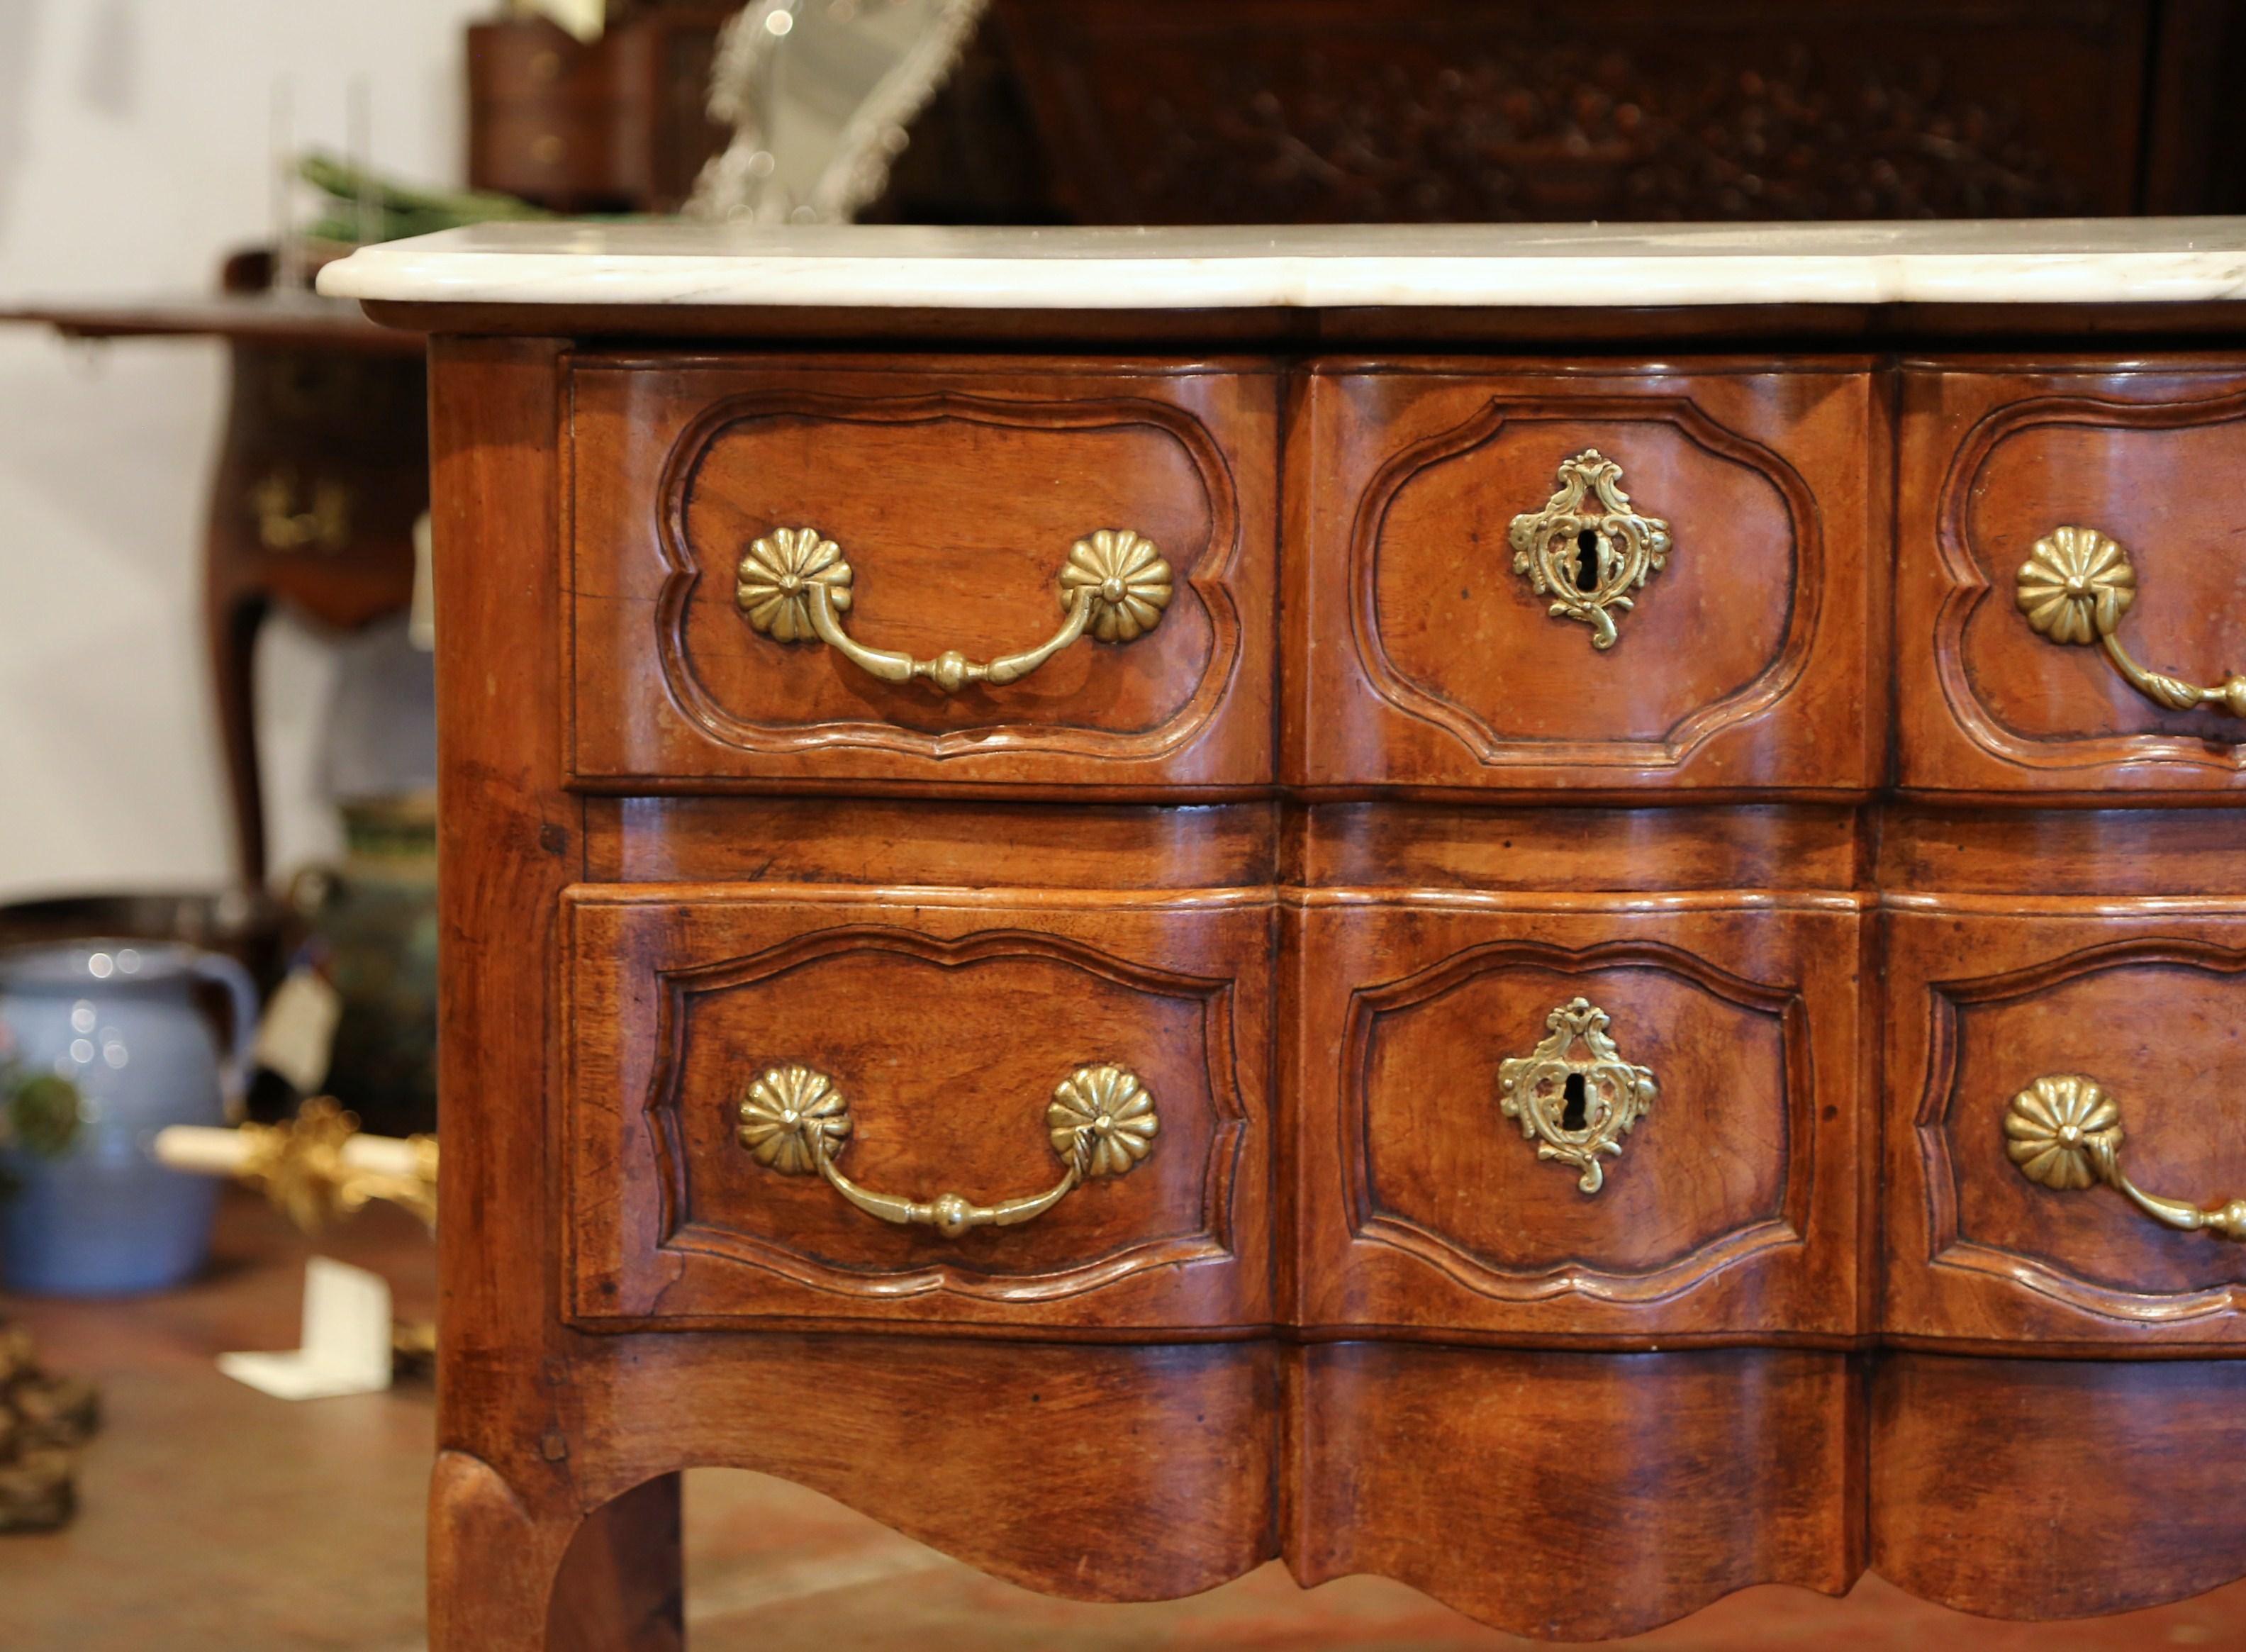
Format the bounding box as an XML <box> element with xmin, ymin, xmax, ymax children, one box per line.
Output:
<box><xmin>1884</xmin><ymin>903</ymin><xmax>2246</xmax><ymax>1351</ymax></box>
<box><xmin>562</xmin><ymin>885</ymin><xmax>1273</xmax><ymax>1333</ymax></box>
<box><xmin>1286</xmin><ymin>362</ymin><xmax>1883</xmax><ymax>793</ymax></box>
<box><xmin>568</xmin><ymin>355</ymin><xmax>1277</xmax><ymax>791</ymax></box>
<box><xmin>1287</xmin><ymin>896</ymin><xmax>1870</xmax><ymax>1341</ymax></box>
<box><xmin>1896</xmin><ymin>362</ymin><xmax>2246</xmax><ymax>796</ymax></box>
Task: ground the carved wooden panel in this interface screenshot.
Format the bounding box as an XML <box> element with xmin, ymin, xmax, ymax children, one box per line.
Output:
<box><xmin>1896</xmin><ymin>361</ymin><xmax>2246</xmax><ymax>796</ymax></box>
<box><xmin>568</xmin><ymin>354</ymin><xmax>1277</xmax><ymax>791</ymax></box>
<box><xmin>1884</xmin><ymin>904</ymin><xmax>2246</xmax><ymax>1349</ymax></box>
<box><xmin>1287</xmin><ymin>362</ymin><xmax>1882</xmax><ymax>793</ymax></box>
<box><xmin>1287</xmin><ymin>897</ymin><xmax>1870</xmax><ymax>1341</ymax></box>
<box><xmin>1290</xmin><ymin>1345</ymin><xmax>1860</xmax><ymax>1640</ymax></box>
<box><xmin>994</xmin><ymin>0</ymin><xmax>2150</xmax><ymax>224</ymax></box>
<box><xmin>563</xmin><ymin>886</ymin><xmax>1272</xmax><ymax>1332</ymax></box>
<box><xmin>1872</xmin><ymin>1354</ymin><xmax>2246</xmax><ymax>1619</ymax></box>
<box><xmin>554</xmin><ymin>1337</ymin><xmax>1283</xmax><ymax>1607</ymax></box>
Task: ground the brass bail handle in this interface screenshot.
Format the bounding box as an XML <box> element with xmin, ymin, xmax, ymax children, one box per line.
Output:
<box><xmin>737</xmin><ymin>1062</ymin><xmax>1158</xmax><ymax>1238</ymax></box>
<box><xmin>2015</xmin><ymin>526</ymin><xmax>2246</xmax><ymax>719</ymax></box>
<box><xmin>735</xmin><ymin>527</ymin><xmax>1173</xmax><ymax>694</ymax></box>
<box><xmin>2006</xmin><ymin>1074</ymin><xmax>2246</xmax><ymax>1241</ymax></box>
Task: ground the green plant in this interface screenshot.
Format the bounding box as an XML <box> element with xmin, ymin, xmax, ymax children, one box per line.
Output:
<box><xmin>297</xmin><ymin>151</ymin><xmax>557</xmax><ymax>246</ymax></box>
<box><xmin>0</xmin><ymin>1061</ymin><xmax>80</xmax><ymax>1201</ymax></box>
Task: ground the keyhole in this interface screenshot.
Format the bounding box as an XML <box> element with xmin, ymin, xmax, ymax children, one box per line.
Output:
<box><xmin>1572</xmin><ymin>528</ymin><xmax>1603</xmax><ymax>593</ymax></box>
<box><xmin>1560</xmin><ymin>1072</ymin><xmax>1589</xmax><ymax>1132</ymax></box>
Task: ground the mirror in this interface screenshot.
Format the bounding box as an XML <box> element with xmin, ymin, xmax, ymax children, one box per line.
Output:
<box><xmin>689</xmin><ymin>0</ymin><xmax>988</xmax><ymax>223</ymax></box>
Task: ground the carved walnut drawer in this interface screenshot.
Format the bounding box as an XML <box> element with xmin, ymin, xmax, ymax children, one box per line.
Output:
<box><xmin>1289</xmin><ymin>361</ymin><xmax>1884</xmax><ymax>793</ymax></box>
<box><xmin>320</xmin><ymin>223</ymin><xmax>2246</xmax><ymax>1649</ymax></box>
<box><xmin>1896</xmin><ymin>359</ymin><xmax>2246</xmax><ymax>797</ymax></box>
<box><xmin>567</xmin><ymin>355</ymin><xmax>1276</xmax><ymax>792</ymax></box>
<box><xmin>561</xmin><ymin>884</ymin><xmax>1272</xmax><ymax>1333</ymax></box>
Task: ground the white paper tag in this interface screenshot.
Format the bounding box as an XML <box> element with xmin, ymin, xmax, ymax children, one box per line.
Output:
<box><xmin>521</xmin><ymin>0</ymin><xmax>605</xmax><ymax>43</ymax></box>
<box><xmin>217</xmin><ymin>1256</ymin><xmax>394</xmax><ymax>1400</ymax></box>
<box><xmin>408</xmin><ymin>510</ymin><xmax>435</xmax><ymax>652</ymax></box>
<box><xmin>251</xmin><ymin>967</ymin><xmax>342</xmax><ymax>1096</ymax></box>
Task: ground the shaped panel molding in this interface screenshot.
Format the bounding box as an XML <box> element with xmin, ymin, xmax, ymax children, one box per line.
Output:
<box><xmin>1885</xmin><ymin>906</ymin><xmax>2246</xmax><ymax>1349</ymax></box>
<box><xmin>567</xmin><ymin>358</ymin><xmax>1278</xmax><ymax>791</ymax></box>
<box><xmin>1288</xmin><ymin>366</ymin><xmax>1879</xmax><ymax>794</ymax></box>
<box><xmin>1288</xmin><ymin>899</ymin><xmax>1868</xmax><ymax>1343</ymax></box>
<box><xmin>1901</xmin><ymin>364</ymin><xmax>2246</xmax><ymax>794</ymax></box>
<box><xmin>562</xmin><ymin>888</ymin><xmax>1273</xmax><ymax>1333</ymax></box>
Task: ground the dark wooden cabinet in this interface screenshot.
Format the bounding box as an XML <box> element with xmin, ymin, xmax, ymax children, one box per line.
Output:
<box><xmin>467</xmin><ymin>11</ymin><xmax>733</xmax><ymax>213</ymax></box>
<box><xmin>469</xmin><ymin>3</ymin><xmax>2246</xmax><ymax>228</ymax></box>
<box><xmin>987</xmin><ymin>0</ymin><xmax>2246</xmax><ymax>223</ymax></box>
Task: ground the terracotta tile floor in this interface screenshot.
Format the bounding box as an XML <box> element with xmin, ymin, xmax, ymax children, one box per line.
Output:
<box><xmin>4</xmin><ymin>1191</ymin><xmax>2243</xmax><ymax>1651</ymax></box>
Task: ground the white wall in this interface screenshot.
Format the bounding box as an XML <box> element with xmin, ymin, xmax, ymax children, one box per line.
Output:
<box><xmin>0</xmin><ymin>0</ymin><xmax>487</xmax><ymax>901</ymax></box>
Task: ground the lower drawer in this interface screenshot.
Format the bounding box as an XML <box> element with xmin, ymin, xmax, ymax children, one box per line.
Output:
<box><xmin>562</xmin><ymin>885</ymin><xmax>1273</xmax><ymax>1333</ymax></box>
<box><xmin>1287</xmin><ymin>895</ymin><xmax>1870</xmax><ymax>1341</ymax></box>
<box><xmin>1883</xmin><ymin>901</ymin><xmax>2246</xmax><ymax>1351</ymax></box>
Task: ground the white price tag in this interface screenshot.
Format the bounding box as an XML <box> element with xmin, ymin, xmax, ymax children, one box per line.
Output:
<box><xmin>250</xmin><ymin>968</ymin><xmax>342</xmax><ymax>1096</ymax></box>
<box><xmin>218</xmin><ymin>1256</ymin><xmax>395</xmax><ymax>1400</ymax></box>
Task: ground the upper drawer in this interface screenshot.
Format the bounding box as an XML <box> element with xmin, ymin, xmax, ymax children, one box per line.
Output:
<box><xmin>562</xmin><ymin>885</ymin><xmax>1273</xmax><ymax>1334</ymax></box>
<box><xmin>568</xmin><ymin>355</ymin><xmax>1277</xmax><ymax>791</ymax></box>
<box><xmin>1897</xmin><ymin>362</ymin><xmax>2246</xmax><ymax>796</ymax></box>
<box><xmin>1287</xmin><ymin>362</ymin><xmax>1883</xmax><ymax>794</ymax></box>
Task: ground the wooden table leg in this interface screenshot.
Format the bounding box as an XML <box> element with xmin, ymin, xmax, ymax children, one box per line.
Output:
<box><xmin>199</xmin><ymin>337</ymin><xmax>428</xmax><ymax>885</ymax></box>
<box><xmin>552</xmin><ymin>1474</ymin><xmax>686</xmax><ymax>1652</ymax></box>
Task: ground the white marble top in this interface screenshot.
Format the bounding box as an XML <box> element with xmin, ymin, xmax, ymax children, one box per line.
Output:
<box><xmin>317</xmin><ymin>219</ymin><xmax>2246</xmax><ymax>311</ymax></box>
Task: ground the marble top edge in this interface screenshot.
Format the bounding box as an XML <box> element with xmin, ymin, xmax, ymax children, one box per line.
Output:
<box><xmin>317</xmin><ymin>218</ymin><xmax>2246</xmax><ymax>309</ymax></box>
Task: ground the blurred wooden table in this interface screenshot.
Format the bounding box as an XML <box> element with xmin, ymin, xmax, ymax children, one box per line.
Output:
<box><xmin>0</xmin><ymin>1188</ymin><xmax>435</xmax><ymax>1650</ymax></box>
<box><xmin>0</xmin><ymin>292</ymin><xmax>426</xmax><ymax>885</ymax></box>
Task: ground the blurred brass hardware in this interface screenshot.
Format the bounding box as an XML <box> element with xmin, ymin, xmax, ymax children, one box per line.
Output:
<box><xmin>737</xmin><ymin>1061</ymin><xmax>1158</xmax><ymax>1238</ymax></box>
<box><xmin>734</xmin><ymin>525</ymin><xmax>1172</xmax><ymax>694</ymax></box>
<box><xmin>237</xmin><ymin>1097</ymin><xmax>439</xmax><ymax>1232</ymax></box>
<box><xmin>248</xmin><ymin>470</ymin><xmax>352</xmax><ymax>553</ymax></box>
<box><xmin>2016</xmin><ymin>526</ymin><xmax>2246</xmax><ymax>718</ymax></box>
<box><xmin>1497</xmin><ymin>997</ymin><xmax>1658</xmax><ymax>1195</ymax></box>
<box><xmin>1507</xmin><ymin>450</ymin><xmax>1673</xmax><ymax>650</ymax></box>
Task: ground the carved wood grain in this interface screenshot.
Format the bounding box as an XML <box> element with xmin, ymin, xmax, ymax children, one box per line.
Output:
<box><xmin>655</xmin><ymin>389</ymin><xmax>1239</xmax><ymax>758</ymax></box>
<box><xmin>1287</xmin><ymin>1345</ymin><xmax>1863</xmax><ymax>1641</ymax></box>
<box><xmin>647</xmin><ymin>927</ymin><xmax>1246</xmax><ymax>1295</ymax></box>
<box><xmin>1346</xmin><ymin>395</ymin><xmax>1821</xmax><ymax>768</ymax></box>
<box><xmin>1872</xmin><ymin>1354</ymin><xmax>2246</xmax><ymax>1618</ymax></box>
<box><xmin>1885</xmin><ymin>905</ymin><xmax>2246</xmax><ymax>1348</ymax></box>
<box><xmin>561</xmin><ymin>886</ymin><xmax>1273</xmax><ymax>1334</ymax></box>
<box><xmin>1903</xmin><ymin>363</ymin><xmax>2246</xmax><ymax>793</ymax></box>
<box><xmin>564</xmin><ymin>355</ymin><xmax>1278</xmax><ymax>793</ymax></box>
<box><xmin>1341</xmin><ymin>939</ymin><xmax>1810</xmax><ymax>1300</ymax></box>
<box><xmin>1285</xmin><ymin>362</ymin><xmax>1883</xmax><ymax>795</ymax></box>
<box><xmin>555</xmin><ymin>1334</ymin><xmax>1283</xmax><ymax>1604</ymax></box>
<box><xmin>1288</xmin><ymin>898</ymin><xmax>1870</xmax><ymax>1342</ymax></box>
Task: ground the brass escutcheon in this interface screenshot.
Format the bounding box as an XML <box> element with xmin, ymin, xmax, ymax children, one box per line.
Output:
<box><xmin>1495</xmin><ymin>997</ymin><xmax>1658</xmax><ymax>1195</ymax></box>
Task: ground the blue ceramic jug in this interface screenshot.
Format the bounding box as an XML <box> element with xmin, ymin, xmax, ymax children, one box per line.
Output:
<box><xmin>0</xmin><ymin>939</ymin><xmax>258</xmax><ymax>1295</ymax></box>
